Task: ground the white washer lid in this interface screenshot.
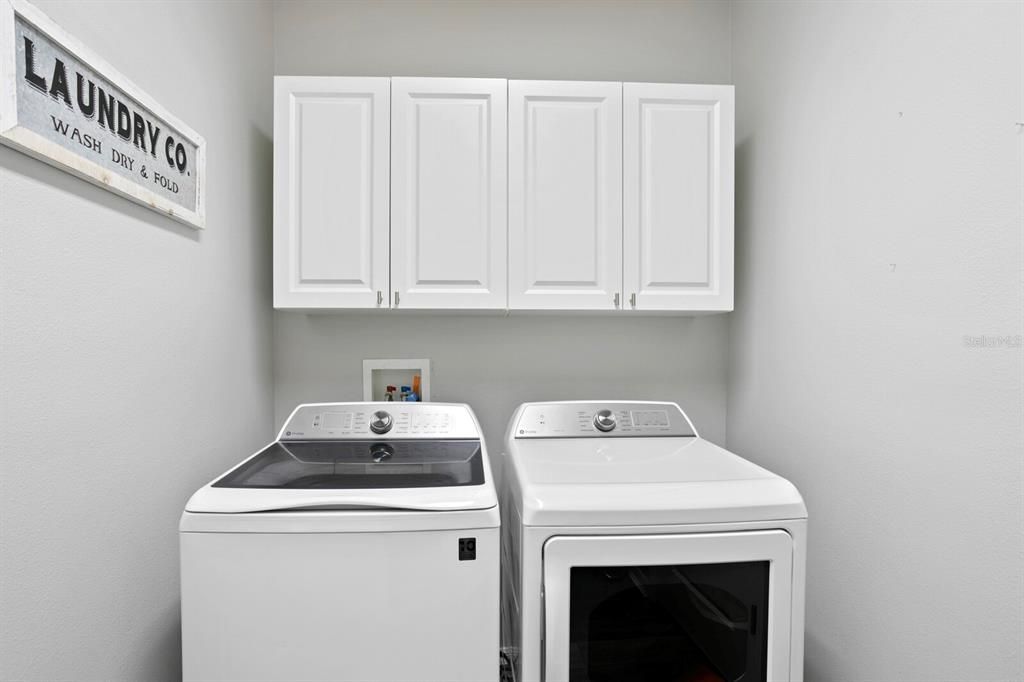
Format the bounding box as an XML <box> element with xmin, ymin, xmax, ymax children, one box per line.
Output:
<box><xmin>180</xmin><ymin>506</ymin><xmax>500</xmax><ymax>533</ymax></box>
<box><xmin>185</xmin><ymin>439</ymin><xmax>498</xmax><ymax>514</ymax></box>
<box><xmin>185</xmin><ymin>402</ymin><xmax>498</xmax><ymax>517</ymax></box>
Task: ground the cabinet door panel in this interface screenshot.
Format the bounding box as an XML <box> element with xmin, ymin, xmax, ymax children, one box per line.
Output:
<box><xmin>274</xmin><ymin>77</ymin><xmax>389</xmax><ymax>309</ymax></box>
<box><xmin>509</xmin><ymin>81</ymin><xmax>622</xmax><ymax>310</ymax></box>
<box><xmin>624</xmin><ymin>83</ymin><xmax>734</xmax><ymax>311</ymax></box>
<box><xmin>391</xmin><ymin>78</ymin><xmax>507</xmax><ymax>309</ymax></box>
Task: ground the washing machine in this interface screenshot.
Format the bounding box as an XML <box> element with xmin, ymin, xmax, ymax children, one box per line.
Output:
<box><xmin>180</xmin><ymin>402</ymin><xmax>499</xmax><ymax>682</ymax></box>
<box><xmin>500</xmin><ymin>401</ymin><xmax>807</xmax><ymax>682</ymax></box>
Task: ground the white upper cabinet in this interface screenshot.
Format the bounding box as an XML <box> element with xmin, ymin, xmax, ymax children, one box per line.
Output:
<box><xmin>390</xmin><ymin>78</ymin><xmax>507</xmax><ymax>309</ymax></box>
<box><xmin>623</xmin><ymin>83</ymin><xmax>734</xmax><ymax>311</ymax></box>
<box><xmin>273</xmin><ymin>77</ymin><xmax>734</xmax><ymax>313</ymax></box>
<box><xmin>508</xmin><ymin>81</ymin><xmax>623</xmax><ymax>310</ymax></box>
<box><xmin>274</xmin><ymin>77</ymin><xmax>390</xmax><ymax>309</ymax></box>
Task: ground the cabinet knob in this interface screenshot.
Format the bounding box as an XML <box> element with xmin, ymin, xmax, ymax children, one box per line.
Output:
<box><xmin>614</xmin><ymin>293</ymin><xmax>620</xmax><ymax>308</ymax></box>
<box><xmin>377</xmin><ymin>290</ymin><xmax>383</xmax><ymax>306</ymax></box>
<box><xmin>630</xmin><ymin>293</ymin><xmax>637</xmax><ymax>309</ymax></box>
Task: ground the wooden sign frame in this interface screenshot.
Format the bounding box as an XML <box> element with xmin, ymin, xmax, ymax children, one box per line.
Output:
<box><xmin>0</xmin><ymin>0</ymin><xmax>206</xmax><ymax>228</ymax></box>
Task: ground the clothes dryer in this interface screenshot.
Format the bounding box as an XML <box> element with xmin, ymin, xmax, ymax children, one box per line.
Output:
<box><xmin>500</xmin><ymin>401</ymin><xmax>806</xmax><ymax>682</ymax></box>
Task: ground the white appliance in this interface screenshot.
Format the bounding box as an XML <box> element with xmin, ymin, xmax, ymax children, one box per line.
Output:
<box><xmin>180</xmin><ymin>402</ymin><xmax>499</xmax><ymax>682</ymax></box>
<box><xmin>500</xmin><ymin>401</ymin><xmax>807</xmax><ymax>682</ymax></box>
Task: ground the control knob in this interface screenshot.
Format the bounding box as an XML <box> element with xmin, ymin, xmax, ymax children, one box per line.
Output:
<box><xmin>593</xmin><ymin>409</ymin><xmax>617</xmax><ymax>432</ymax></box>
<box><xmin>369</xmin><ymin>410</ymin><xmax>393</xmax><ymax>434</ymax></box>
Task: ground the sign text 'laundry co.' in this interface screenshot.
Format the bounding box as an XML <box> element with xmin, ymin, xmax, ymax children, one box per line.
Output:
<box><xmin>0</xmin><ymin>0</ymin><xmax>206</xmax><ymax>228</ymax></box>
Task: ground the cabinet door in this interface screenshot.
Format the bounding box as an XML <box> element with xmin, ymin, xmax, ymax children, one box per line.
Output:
<box><xmin>391</xmin><ymin>78</ymin><xmax>507</xmax><ymax>309</ymax></box>
<box><xmin>623</xmin><ymin>83</ymin><xmax>734</xmax><ymax>312</ymax></box>
<box><xmin>509</xmin><ymin>81</ymin><xmax>623</xmax><ymax>310</ymax></box>
<box><xmin>274</xmin><ymin>77</ymin><xmax>390</xmax><ymax>309</ymax></box>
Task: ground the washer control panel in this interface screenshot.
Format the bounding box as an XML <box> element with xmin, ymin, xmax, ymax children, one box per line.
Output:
<box><xmin>279</xmin><ymin>403</ymin><xmax>478</xmax><ymax>440</ymax></box>
<box><xmin>513</xmin><ymin>402</ymin><xmax>696</xmax><ymax>439</ymax></box>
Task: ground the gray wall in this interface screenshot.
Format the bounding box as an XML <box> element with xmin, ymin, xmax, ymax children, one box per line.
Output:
<box><xmin>272</xmin><ymin>0</ymin><xmax>735</xmax><ymax>449</ymax></box>
<box><xmin>0</xmin><ymin>1</ymin><xmax>274</xmax><ymax>680</ymax></box>
<box><xmin>273</xmin><ymin>0</ymin><xmax>731</xmax><ymax>82</ymax></box>
<box><xmin>729</xmin><ymin>2</ymin><xmax>1023</xmax><ymax>680</ymax></box>
<box><xmin>275</xmin><ymin>314</ymin><xmax>728</xmax><ymax>451</ymax></box>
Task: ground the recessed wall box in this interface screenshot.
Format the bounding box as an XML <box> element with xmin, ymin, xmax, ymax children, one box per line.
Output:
<box><xmin>362</xmin><ymin>359</ymin><xmax>431</xmax><ymax>401</ymax></box>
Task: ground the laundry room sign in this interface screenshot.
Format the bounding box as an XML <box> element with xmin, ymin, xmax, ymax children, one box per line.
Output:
<box><xmin>0</xmin><ymin>0</ymin><xmax>206</xmax><ymax>228</ymax></box>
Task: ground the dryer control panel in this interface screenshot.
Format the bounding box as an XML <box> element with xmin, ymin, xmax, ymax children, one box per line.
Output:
<box><xmin>513</xmin><ymin>401</ymin><xmax>696</xmax><ymax>439</ymax></box>
<box><xmin>278</xmin><ymin>403</ymin><xmax>481</xmax><ymax>440</ymax></box>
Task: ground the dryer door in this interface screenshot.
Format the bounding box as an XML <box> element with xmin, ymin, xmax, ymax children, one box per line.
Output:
<box><xmin>542</xmin><ymin>531</ymin><xmax>792</xmax><ymax>682</ymax></box>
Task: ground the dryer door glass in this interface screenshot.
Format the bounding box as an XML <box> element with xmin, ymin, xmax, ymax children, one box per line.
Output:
<box><xmin>567</xmin><ymin>561</ymin><xmax>770</xmax><ymax>682</ymax></box>
<box><xmin>212</xmin><ymin>439</ymin><xmax>484</xmax><ymax>488</ymax></box>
